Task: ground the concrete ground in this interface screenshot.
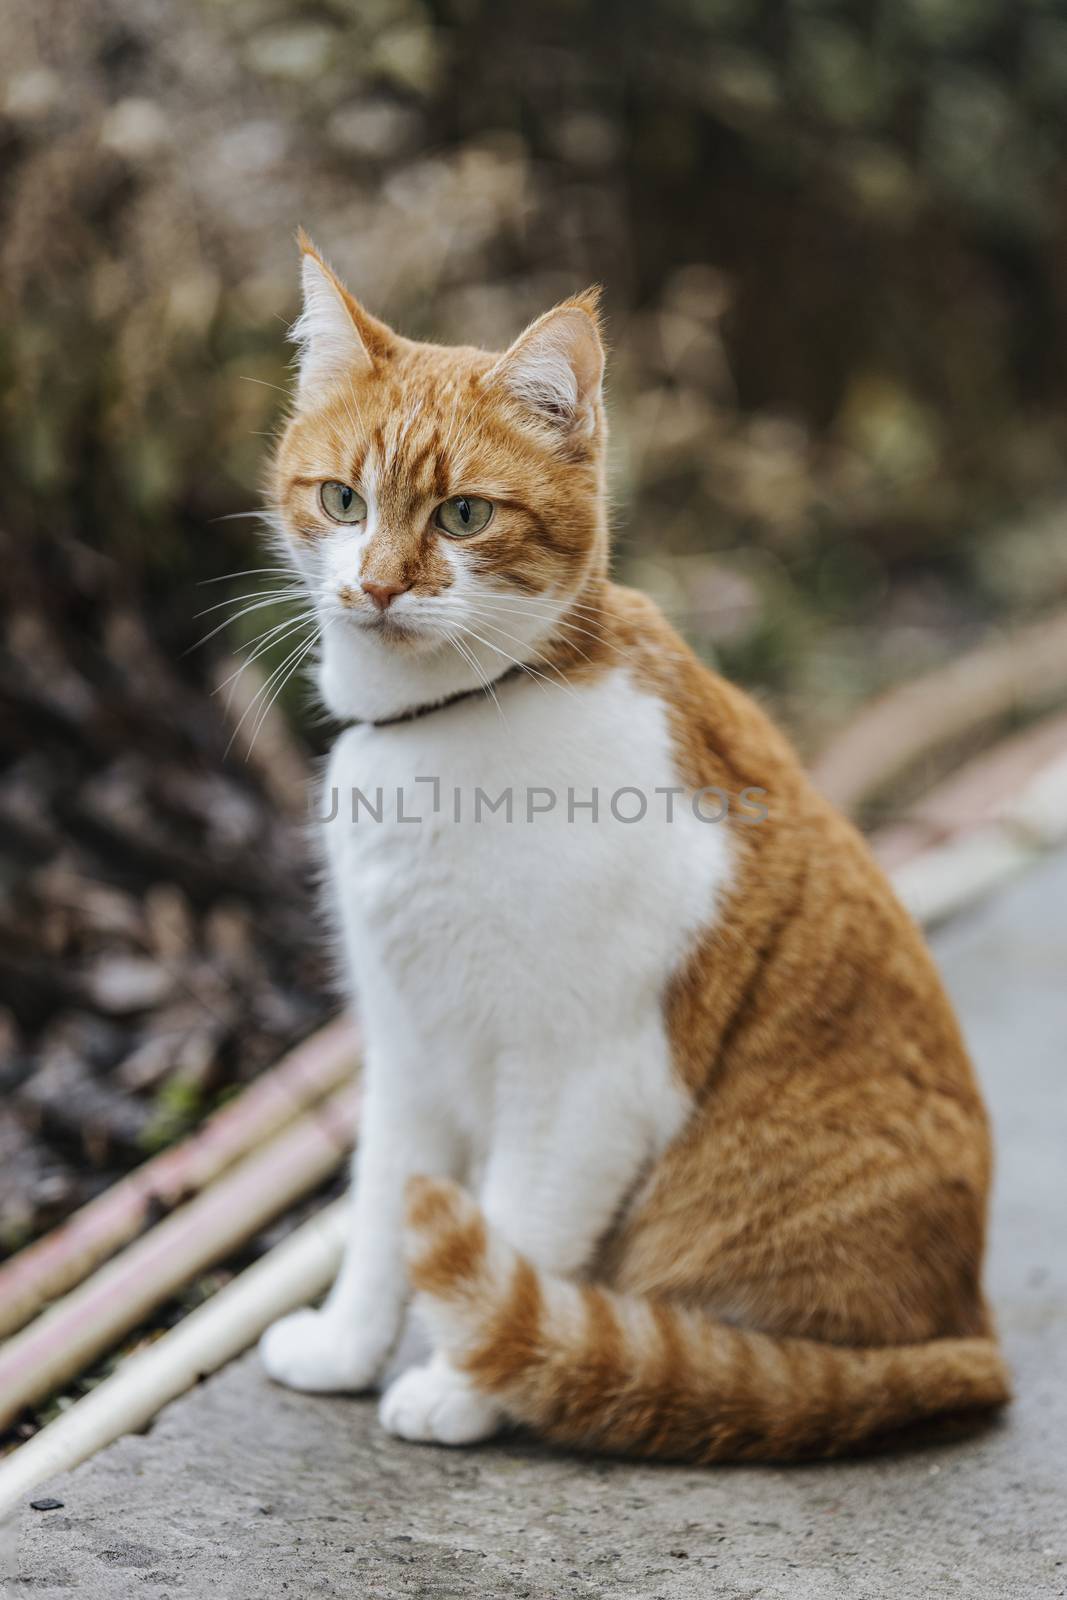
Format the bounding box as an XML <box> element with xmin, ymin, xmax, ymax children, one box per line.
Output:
<box><xmin>9</xmin><ymin>855</ymin><xmax>1067</xmax><ymax>1599</ymax></box>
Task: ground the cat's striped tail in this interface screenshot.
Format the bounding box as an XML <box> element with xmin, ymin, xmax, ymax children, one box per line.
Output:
<box><xmin>404</xmin><ymin>1176</ymin><xmax>1011</xmax><ymax>1462</ymax></box>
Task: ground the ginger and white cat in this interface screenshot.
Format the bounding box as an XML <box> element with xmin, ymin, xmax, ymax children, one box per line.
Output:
<box><xmin>259</xmin><ymin>236</ymin><xmax>1010</xmax><ymax>1458</ymax></box>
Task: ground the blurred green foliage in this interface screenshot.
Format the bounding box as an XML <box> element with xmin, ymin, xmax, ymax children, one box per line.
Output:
<box><xmin>138</xmin><ymin>1074</ymin><xmax>208</xmax><ymax>1155</ymax></box>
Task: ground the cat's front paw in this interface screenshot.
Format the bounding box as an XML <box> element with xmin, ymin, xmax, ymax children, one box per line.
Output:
<box><xmin>379</xmin><ymin>1361</ymin><xmax>503</xmax><ymax>1446</ymax></box>
<box><xmin>259</xmin><ymin>1308</ymin><xmax>384</xmax><ymax>1394</ymax></box>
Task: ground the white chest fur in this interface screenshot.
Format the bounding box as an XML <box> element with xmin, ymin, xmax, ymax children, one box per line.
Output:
<box><xmin>260</xmin><ymin>664</ymin><xmax>735</xmax><ymax>1409</ymax></box>
<box><xmin>322</xmin><ymin>666</ymin><xmax>731</xmax><ymax>1161</ymax></box>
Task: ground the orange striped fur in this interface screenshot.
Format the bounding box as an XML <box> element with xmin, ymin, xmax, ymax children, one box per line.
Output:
<box><xmin>406</xmin><ymin>1178</ymin><xmax>1010</xmax><ymax>1463</ymax></box>
<box><xmin>263</xmin><ymin>241</ymin><xmax>1010</xmax><ymax>1460</ymax></box>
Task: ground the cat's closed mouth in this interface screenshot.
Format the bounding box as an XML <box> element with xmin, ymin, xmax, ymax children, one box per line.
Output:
<box><xmin>349</xmin><ymin>609</ymin><xmax>420</xmax><ymax>644</ymax></box>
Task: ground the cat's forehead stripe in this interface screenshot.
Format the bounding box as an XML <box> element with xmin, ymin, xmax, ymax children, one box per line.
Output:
<box><xmin>362</xmin><ymin>413</ymin><xmax>453</xmax><ymax>508</ymax></box>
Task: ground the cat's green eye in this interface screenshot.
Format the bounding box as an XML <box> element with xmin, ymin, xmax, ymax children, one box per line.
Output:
<box><xmin>320</xmin><ymin>481</ymin><xmax>367</xmax><ymax>524</ymax></box>
<box><xmin>434</xmin><ymin>496</ymin><xmax>493</xmax><ymax>538</ymax></box>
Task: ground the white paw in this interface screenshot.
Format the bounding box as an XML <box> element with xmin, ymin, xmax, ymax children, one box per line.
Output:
<box><xmin>259</xmin><ymin>1308</ymin><xmax>384</xmax><ymax>1393</ymax></box>
<box><xmin>379</xmin><ymin>1361</ymin><xmax>503</xmax><ymax>1446</ymax></box>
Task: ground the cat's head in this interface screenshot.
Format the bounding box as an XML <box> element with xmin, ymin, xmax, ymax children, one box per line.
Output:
<box><xmin>272</xmin><ymin>234</ymin><xmax>607</xmax><ymax>723</ymax></box>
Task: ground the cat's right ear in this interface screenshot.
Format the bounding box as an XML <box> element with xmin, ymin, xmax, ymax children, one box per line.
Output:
<box><xmin>488</xmin><ymin>288</ymin><xmax>605</xmax><ymax>439</ymax></box>
<box><xmin>290</xmin><ymin>232</ymin><xmax>394</xmax><ymax>398</ymax></box>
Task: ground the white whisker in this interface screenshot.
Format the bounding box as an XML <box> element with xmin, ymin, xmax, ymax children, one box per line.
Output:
<box><xmin>194</xmin><ymin>587</ymin><xmax>305</xmax><ymax>620</ymax></box>
<box><xmin>483</xmin><ymin>591</ymin><xmax>616</xmax><ymax>624</ymax></box>
<box><xmin>461</xmin><ymin>598</ymin><xmax>615</xmax><ymax>659</ymax></box>
<box><xmin>197</xmin><ymin>566</ymin><xmax>294</xmax><ymax>585</ymax></box>
<box><xmin>238</xmin><ymin>374</ymin><xmax>290</xmax><ymax>396</ymax></box>
<box><xmin>246</xmin><ymin>624</ymin><xmax>324</xmax><ymax>757</ymax></box>
<box><xmin>187</xmin><ymin>592</ymin><xmax>306</xmax><ymax>655</ymax></box>
<box><xmin>449</xmin><ymin>620</ymin><xmax>581</xmax><ymax>704</ymax></box>
<box><xmin>444</xmin><ymin>630</ymin><xmax>510</xmax><ymax>733</ymax></box>
<box><xmin>224</xmin><ymin>621</ymin><xmax>319</xmax><ymax>758</ymax></box>
<box><xmin>464</xmin><ymin>611</ymin><xmax>592</xmax><ymax>676</ymax></box>
<box><xmin>209</xmin><ymin>512</ymin><xmax>275</xmax><ymax>525</ymax></box>
<box><xmin>215</xmin><ymin>611</ymin><xmax>318</xmax><ymax>698</ymax></box>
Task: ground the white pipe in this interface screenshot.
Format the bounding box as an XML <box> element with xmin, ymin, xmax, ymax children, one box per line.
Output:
<box><xmin>0</xmin><ymin>1198</ymin><xmax>348</xmax><ymax>1516</ymax></box>
<box><xmin>0</xmin><ymin>1015</ymin><xmax>359</xmax><ymax>1341</ymax></box>
<box><xmin>891</xmin><ymin>827</ymin><xmax>1035</xmax><ymax>927</ymax></box>
<box><xmin>0</xmin><ymin>1086</ymin><xmax>358</xmax><ymax>1430</ymax></box>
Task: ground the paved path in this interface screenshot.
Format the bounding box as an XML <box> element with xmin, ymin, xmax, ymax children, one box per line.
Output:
<box><xmin>8</xmin><ymin>858</ymin><xmax>1067</xmax><ymax>1599</ymax></box>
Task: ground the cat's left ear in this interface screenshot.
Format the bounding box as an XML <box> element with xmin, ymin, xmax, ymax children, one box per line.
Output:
<box><xmin>489</xmin><ymin>288</ymin><xmax>605</xmax><ymax>438</ymax></box>
<box><xmin>290</xmin><ymin>230</ymin><xmax>396</xmax><ymax>398</ymax></box>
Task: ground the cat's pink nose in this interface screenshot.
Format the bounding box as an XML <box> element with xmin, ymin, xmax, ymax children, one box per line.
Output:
<box><xmin>360</xmin><ymin>578</ymin><xmax>411</xmax><ymax>612</ymax></box>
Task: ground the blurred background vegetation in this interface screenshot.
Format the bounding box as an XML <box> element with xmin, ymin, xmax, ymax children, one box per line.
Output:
<box><xmin>3</xmin><ymin>0</ymin><xmax>1067</xmax><ymax>1247</ymax></box>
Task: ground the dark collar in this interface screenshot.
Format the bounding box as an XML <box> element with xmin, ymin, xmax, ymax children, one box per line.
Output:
<box><xmin>355</xmin><ymin>664</ymin><xmax>523</xmax><ymax>729</ymax></box>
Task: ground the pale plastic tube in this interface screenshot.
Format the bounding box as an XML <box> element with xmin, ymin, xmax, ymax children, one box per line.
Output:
<box><xmin>0</xmin><ymin>1015</ymin><xmax>360</xmax><ymax>1341</ymax></box>
<box><xmin>0</xmin><ymin>1197</ymin><xmax>348</xmax><ymax>1517</ymax></box>
<box><xmin>0</xmin><ymin>1085</ymin><xmax>359</xmax><ymax>1431</ymax></box>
